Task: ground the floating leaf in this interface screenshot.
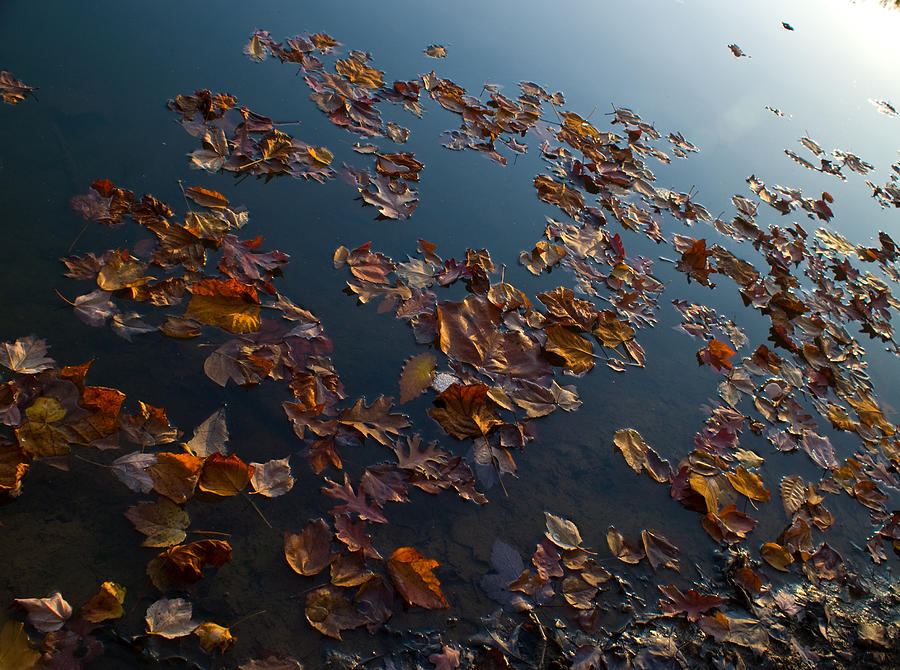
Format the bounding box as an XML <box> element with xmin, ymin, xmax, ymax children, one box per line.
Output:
<box><xmin>285</xmin><ymin>519</ymin><xmax>334</xmax><ymax>576</ymax></box>
<box><xmin>80</xmin><ymin>582</ymin><xmax>126</xmax><ymax>623</ymax></box>
<box><xmin>544</xmin><ymin>512</ymin><xmax>583</xmax><ymax>550</ymax></box>
<box><xmin>194</xmin><ymin>622</ymin><xmax>235</xmax><ymax>652</ymax></box>
<box><xmin>304</xmin><ymin>585</ymin><xmax>367</xmax><ymax>639</ymax></box>
<box><xmin>125</xmin><ymin>497</ymin><xmax>190</xmax><ymax>547</ymax></box>
<box><xmin>186</xmin><ymin>407</ymin><xmax>228</xmax><ymax>457</ymax></box>
<box><xmin>249</xmin><ymin>457</ymin><xmax>294</xmax><ymax>497</ymax></box>
<box><xmin>398</xmin><ymin>352</ymin><xmax>436</xmax><ymax>403</ymax></box>
<box><xmin>659</xmin><ymin>585</ymin><xmax>723</xmax><ymax>621</ymax></box>
<box><xmin>387</xmin><ymin>547</ymin><xmax>448</xmax><ymax>609</ymax></box>
<box><xmin>0</xmin><ymin>620</ymin><xmax>40</xmax><ymax>670</ymax></box>
<box><xmin>145</xmin><ymin>598</ymin><xmax>197</xmax><ymax>638</ymax></box>
<box><xmin>424</xmin><ymin>45</ymin><xmax>447</xmax><ymax>58</ymax></box>
<box><xmin>198</xmin><ymin>453</ymin><xmax>253</xmax><ymax>496</ymax></box>
<box><xmin>13</xmin><ymin>592</ymin><xmax>72</xmax><ymax>632</ymax></box>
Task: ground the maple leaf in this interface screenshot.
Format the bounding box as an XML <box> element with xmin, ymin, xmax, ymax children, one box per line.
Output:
<box><xmin>13</xmin><ymin>592</ymin><xmax>72</xmax><ymax>632</ymax></box>
<box><xmin>429</xmin><ymin>646</ymin><xmax>461</xmax><ymax>670</ymax></box>
<box><xmin>697</xmin><ymin>339</ymin><xmax>736</xmax><ymax>371</ymax></box>
<box><xmin>659</xmin><ymin>585</ymin><xmax>724</xmax><ymax>621</ymax></box>
<box><xmin>145</xmin><ymin>598</ymin><xmax>197</xmax><ymax>638</ymax></box>
<box><xmin>0</xmin><ymin>336</ymin><xmax>55</xmax><ymax>374</ymax></box>
<box><xmin>322</xmin><ymin>473</ymin><xmax>388</xmax><ymax>523</ymax></box>
<box><xmin>334</xmin><ymin>515</ymin><xmax>382</xmax><ymax>559</ymax></box>
<box><xmin>338</xmin><ymin>396</ymin><xmax>409</xmax><ymax>446</ymax></box>
<box><xmin>387</xmin><ymin>547</ymin><xmax>449</xmax><ymax>609</ymax></box>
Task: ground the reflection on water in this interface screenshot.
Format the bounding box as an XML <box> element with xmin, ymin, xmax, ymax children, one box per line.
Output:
<box><xmin>1</xmin><ymin>0</ymin><xmax>900</xmax><ymax>666</ymax></box>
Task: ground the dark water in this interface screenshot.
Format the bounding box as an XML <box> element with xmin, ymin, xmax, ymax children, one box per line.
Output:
<box><xmin>1</xmin><ymin>0</ymin><xmax>900</xmax><ymax>666</ymax></box>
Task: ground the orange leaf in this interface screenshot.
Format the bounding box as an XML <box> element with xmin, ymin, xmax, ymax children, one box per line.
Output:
<box><xmin>428</xmin><ymin>383</ymin><xmax>501</xmax><ymax>439</ymax></box>
<box><xmin>149</xmin><ymin>452</ymin><xmax>203</xmax><ymax>504</ymax></box>
<box><xmin>185</xmin><ymin>278</ymin><xmax>261</xmax><ymax>334</ymax></box>
<box><xmin>80</xmin><ymin>582</ymin><xmax>126</xmax><ymax>623</ymax></box>
<box><xmin>198</xmin><ymin>453</ymin><xmax>253</xmax><ymax>496</ymax></box>
<box><xmin>387</xmin><ymin>547</ymin><xmax>448</xmax><ymax>609</ymax></box>
<box><xmin>697</xmin><ymin>339</ymin><xmax>735</xmax><ymax>371</ymax></box>
<box><xmin>284</xmin><ymin>519</ymin><xmax>334</xmax><ymax>576</ymax></box>
<box><xmin>185</xmin><ymin>186</ymin><xmax>229</xmax><ymax>208</ymax></box>
<box><xmin>725</xmin><ymin>465</ymin><xmax>771</xmax><ymax>502</ymax></box>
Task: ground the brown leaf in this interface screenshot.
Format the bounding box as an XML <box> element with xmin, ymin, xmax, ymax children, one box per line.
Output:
<box><xmin>659</xmin><ymin>585</ymin><xmax>723</xmax><ymax>621</ymax></box>
<box><xmin>424</xmin><ymin>45</ymin><xmax>447</xmax><ymax>58</ymax></box>
<box><xmin>641</xmin><ymin>529</ymin><xmax>680</xmax><ymax>571</ymax></box>
<box><xmin>305</xmin><ymin>585</ymin><xmax>367</xmax><ymax>639</ymax></box>
<box><xmin>544</xmin><ymin>325</ymin><xmax>594</xmax><ymax>375</ymax></box>
<box><xmin>249</xmin><ymin>457</ymin><xmax>294</xmax><ymax>497</ymax></box>
<box><xmin>80</xmin><ymin>582</ymin><xmax>126</xmax><ymax>623</ymax></box>
<box><xmin>697</xmin><ymin>339</ymin><xmax>736</xmax><ymax>371</ymax></box>
<box><xmin>726</xmin><ymin>465</ymin><xmax>771</xmax><ymax>502</ymax></box>
<box><xmin>607</xmin><ymin>526</ymin><xmax>645</xmax><ymax>564</ymax></box>
<box><xmin>330</xmin><ymin>551</ymin><xmax>374</xmax><ymax>587</ymax></box>
<box><xmin>0</xmin><ymin>335</ymin><xmax>55</xmax><ymax>374</ymax></box>
<box><xmin>338</xmin><ymin>396</ymin><xmax>410</xmax><ymax>445</ymax></box>
<box><xmin>387</xmin><ymin>547</ymin><xmax>448</xmax><ymax>609</ymax></box>
<box><xmin>124</xmin><ymin>497</ymin><xmax>190</xmax><ymax>547</ymax></box>
<box><xmin>147</xmin><ymin>540</ymin><xmax>231</xmax><ymax>590</ymax></box>
<box><xmin>544</xmin><ymin>511</ymin><xmax>583</xmax><ymax>550</ymax></box>
<box><xmin>185</xmin><ymin>278</ymin><xmax>261</xmax><ymax>334</ymax></box>
<box><xmin>398</xmin><ymin>352</ymin><xmax>436</xmax><ymax>403</ymax></box>
<box><xmin>335</xmin><ymin>58</ymin><xmax>384</xmax><ymax>89</ymax></box>
<box><xmin>428</xmin><ymin>383</ymin><xmax>502</xmax><ymax>439</ymax></box>
<box><xmin>534</xmin><ymin>175</ymin><xmax>584</xmax><ymax>217</ymax></box>
<box><xmin>284</xmin><ymin>519</ymin><xmax>334</xmax><ymax>576</ymax></box>
<box><xmin>145</xmin><ymin>598</ymin><xmax>197</xmax><ymax>638</ymax></box>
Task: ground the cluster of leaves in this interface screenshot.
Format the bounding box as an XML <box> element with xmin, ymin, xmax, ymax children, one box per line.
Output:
<box><xmin>4</xmin><ymin>16</ymin><xmax>900</xmax><ymax>669</ymax></box>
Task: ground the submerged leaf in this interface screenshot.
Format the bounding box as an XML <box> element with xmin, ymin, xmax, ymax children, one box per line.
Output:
<box><xmin>387</xmin><ymin>547</ymin><xmax>448</xmax><ymax>609</ymax></box>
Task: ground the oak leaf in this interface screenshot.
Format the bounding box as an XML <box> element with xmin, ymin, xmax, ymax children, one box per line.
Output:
<box><xmin>659</xmin><ymin>584</ymin><xmax>723</xmax><ymax>621</ymax></box>
<box><xmin>338</xmin><ymin>396</ymin><xmax>409</xmax><ymax>445</ymax></box>
<box><xmin>322</xmin><ymin>474</ymin><xmax>388</xmax><ymax>523</ymax></box>
<box><xmin>387</xmin><ymin>547</ymin><xmax>449</xmax><ymax>609</ymax></box>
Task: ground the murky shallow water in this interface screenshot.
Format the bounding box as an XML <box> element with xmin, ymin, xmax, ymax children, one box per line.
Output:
<box><xmin>2</xmin><ymin>0</ymin><xmax>900</xmax><ymax>667</ymax></box>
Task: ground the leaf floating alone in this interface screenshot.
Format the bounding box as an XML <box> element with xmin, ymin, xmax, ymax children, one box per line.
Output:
<box><xmin>387</xmin><ymin>547</ymin><xmax>448</xmax><ymax>609</ymax></box>
<box><xmin>398</xmin><ymin>352</ymin><xmax>436</xmax><ymax>403</ymax></box>
<box><xmin>607</xmin><ymin>526</ymin><xmax>645</xmax><ymax>564</ymax></box>
<box><xmin>13</xmin><ymin>592</ymin><xmax>72</xmax><ymax>632</ymax></box>
<box><xmin>145</xmin><ymin>598</ymin><xmax>197</xmax><ymax>639</ymax></box>
<box><xmin>424</xmin><ymin>45</ymin><xmax>447</xmax><ymax>58</ymax></box>
<box><xmin>782</xmin><ymin>21</ymin><xmax>794</xmax><ymax>31</ymax></box>
<box><xmin>727</xmin><ymin>44</ymin><xmax>749</xmax><ymax>58</ymax></box>
<box><xmin>868</xmin><ymin>99</ymin><xmax>897</xmax><ymax>117</ymax></box>
<box><xmin>0</xmin><ymin>71</ymin><xmax>36</xmax><ymax>104</ymax></box>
